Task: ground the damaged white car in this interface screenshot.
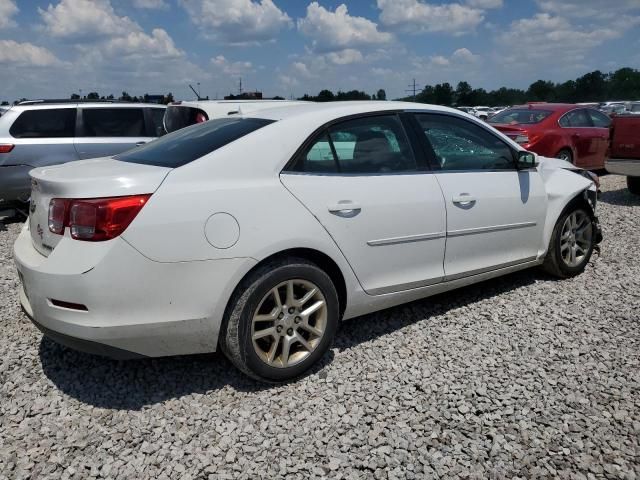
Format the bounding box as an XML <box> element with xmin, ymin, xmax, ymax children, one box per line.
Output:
<box><xmin>14</xmin><ymin>102</ymin><xmax>601</xmax><ymax>382</ymax></box>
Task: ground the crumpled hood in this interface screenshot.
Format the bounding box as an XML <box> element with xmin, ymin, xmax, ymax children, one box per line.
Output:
<box><xmin>537</xmin><ymin>155</ymin><xmax>579</xmax><ymax>171</ymax></box>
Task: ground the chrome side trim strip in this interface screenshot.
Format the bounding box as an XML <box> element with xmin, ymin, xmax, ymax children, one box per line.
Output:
<box><xmin>366</xmin><ymin>276</ymin><xmax>444</xmax><ymax>296</ymax></box>
<box><xmin>447</xmin><ymin>221</ymin><xmax>537</xmax><ymax>237</ymax></box>
<box><xmin>444</xmin><ymin>256</ymin><xmax>539</xmax><ymax>281</ymax></box>
<box><xmin>367</xmin><ymin>231</ymin><xmax>446</xmax><ymax>247</ymax></box>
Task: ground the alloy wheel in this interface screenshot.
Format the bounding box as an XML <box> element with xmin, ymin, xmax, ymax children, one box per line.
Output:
<box><xmin>251</xmin><ymin>279</ymin><xmax>328</xmax><ymax>368</ymax></box>
<box><xmin>560</xmin><ymin>211</ymin><xmax>593</xmax><ymax>267</ymax></box>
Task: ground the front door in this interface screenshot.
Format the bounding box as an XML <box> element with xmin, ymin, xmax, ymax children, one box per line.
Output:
<box><xmin>281</xmin><ymin>114</ymin><xmax>447</xmax><ymax>295</ymax></box>
<box><xmin>412</xmin><ymin>113</ymin><xmax>547</xmax><ymax>279</ymax></box>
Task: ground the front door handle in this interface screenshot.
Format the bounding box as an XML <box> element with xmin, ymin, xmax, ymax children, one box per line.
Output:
<box><xmin>452</xmin><ymin>194</ymin><xmax>476</xmax><ymax>206</ymax></box>
<box><xmin>328</xmin><ymin>201</ymin><xmax>361</xmax><ymax>217</ymax></box>
<box><xmin>135</xmin><ymin>141</ymin><xmax>147</xmax><ymax>146</ymax></box>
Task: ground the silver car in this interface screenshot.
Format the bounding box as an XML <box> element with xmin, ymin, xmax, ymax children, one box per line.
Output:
<box><xmin>0</xmin><ymin>101</ymin><xmax>166</xmax><ymax>214</ymax></box>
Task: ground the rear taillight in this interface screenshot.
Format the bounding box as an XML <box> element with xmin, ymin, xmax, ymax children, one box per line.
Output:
<box><xmin>0</xmin><ymin>144</ymin><xmax>14</xmax><ymax>153</ymax></box>
<box><xmin>48</xmin><ymin>194</ymin><xmax>151</xmax><ymax>241</ymax></box>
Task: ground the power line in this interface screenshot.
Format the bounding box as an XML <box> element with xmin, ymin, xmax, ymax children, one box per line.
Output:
<box><xmin>405</xmin><ymin>79</ymin><xmax>421</xmax><ymax>101</ymax></box>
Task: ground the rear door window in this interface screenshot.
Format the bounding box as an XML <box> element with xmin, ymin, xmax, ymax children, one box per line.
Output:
<box><xmin>115</xmin><ymin>117</ymin><xmax>274</xmax><ymax>168</ymax></box>
<box><xmin>9</xmin><ymin>108</ymin><xmax>76</xmax><ymax>138</ymax></box>
<box><xmin>559</xmin><ymin>109</ymin><xmax>592</xmax><ymax>127</ymax></box>
<box><xmin>149</xmin><ymin>108</ymin><xmax>166</xmax><ymax>136</ymax></box>
<box><xmin>81</xmin><ymin>108</ymin><xmax>146</xmax><ymax>137</ymax></box>
<box><xmin>164</xmin><ymin>105</ymin><xmax>208</xmax><ymax>133</ymax></box>
<box><xmin>587</xmin><ymin>109</ymin><xmax>611</xmax><ymax>128</ymax></box>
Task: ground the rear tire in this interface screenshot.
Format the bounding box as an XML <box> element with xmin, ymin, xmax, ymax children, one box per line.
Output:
<box><xmin>219</xmin><ymin>258</ymin><xmax>339</xmax><ymax>382</ymax></box>
<box><xmin>542</xmin><ymin>204</ymin><xmax>595</xmax><ymax>278</ymax></box>
<box><xmin>628</xmin><ymin>176</ymin><xmax>640</xmax><ymax>195</ymax></box>
<box><xmin>556</xmin><ymin>148</ymin><xmax>573</xmax><ymax>164</ymax></box>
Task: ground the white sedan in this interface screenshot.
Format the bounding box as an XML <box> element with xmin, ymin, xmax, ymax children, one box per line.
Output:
<box><xmin>14</xmin><ymin>102</ymin><xmax>601</xmax><ymax>382</ymax></box>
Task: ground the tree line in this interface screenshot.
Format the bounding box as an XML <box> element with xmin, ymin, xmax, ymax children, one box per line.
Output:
<box><xmin>299</xmin><ymin>68</ymin><xmax>640</xmax><ymax>107</ymax></box>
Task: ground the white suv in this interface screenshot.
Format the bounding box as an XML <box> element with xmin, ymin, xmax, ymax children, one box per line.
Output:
<box><xmin>0</xmin><ymin>101</ymin><xmax>166</xmax><ymax>215</ymax></box>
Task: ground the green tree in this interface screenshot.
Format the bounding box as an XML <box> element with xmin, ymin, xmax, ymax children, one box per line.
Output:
<box><xmin>316</xmin><ymin>89</ymin><xmax>335</xmax><ymax>102</ymax></box>
<box><xmin>575</xmin><ymin>70</ymin><xmax>607</xmax><ymax>102</ymax></box>
<box><xmin>455</xmin><ymin>81</ymin><xmax>473</xmax><ymax>105</ymax></box>
<box><xmin>376</xmin><ymin>89</ymin><xmax>387</xmax><ymax>101</ymax></box>
<box><xmin>433</xmin><ymin>83</ymin><xmax>454</xmax><ymax>106</ymax></box>
<box><xmin>70</xmin><ymin>93</ymin><xmax>80</xmax><ymax>100</ymax></box>
<box><xmin>527</xmin><ymin>80</ymin><xmax>556</xmax><ymax>102</ymax></box>
<box><xmin>87</xmin><ymin>92</ymin><xmax>100</xmax><ymax>100</ymax></box>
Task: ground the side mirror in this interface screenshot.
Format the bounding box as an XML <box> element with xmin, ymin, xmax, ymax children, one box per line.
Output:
<box><xmin>516</xmin><ymin>151</ymin><xmax>538</xmax><ymax>169</ymax></box>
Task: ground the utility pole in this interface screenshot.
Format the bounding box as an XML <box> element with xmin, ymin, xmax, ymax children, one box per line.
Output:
<box><xmin>238</xmin><ymin>77</ymin><xmax>243</xmax><ymax>96</ymax></box>
<box><xmin>405</xmin><ymin>79</ymin><xmax>421</xmax><ymax>101</ymax></box>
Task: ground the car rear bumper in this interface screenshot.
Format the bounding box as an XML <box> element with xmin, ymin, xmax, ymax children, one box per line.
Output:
<box><xmin>13</xmin><ymin>223</ymin><xmax>255</xmax><ymax>358</ymax></box>
<box><xmin>0</xmin><ymin>164</ymin><xmax>32</xmax><ymax>205</ymax></box>
<box><xmin>605</xmin><ymin>159</ymin><xmax>640</xmax><ymax>177</ymax></box>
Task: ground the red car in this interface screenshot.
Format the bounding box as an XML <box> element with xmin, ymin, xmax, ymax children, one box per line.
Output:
<box><xmin>489</xmin><ymin>103</ymin><xmax>611</xmax><ymax>169</ymax></box>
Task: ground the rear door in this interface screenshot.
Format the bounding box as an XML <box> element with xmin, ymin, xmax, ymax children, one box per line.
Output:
<box><xmin>586</xmin><ymin>109</ymin><xmax>611</xmax><ymax>168</ymax></box>
<box><xmin>280</xmin><ymin>113</ymin><xmax>447</xmax><ymax>295</ymax></box>
<box><xmin>4</xmin><ymin>107</ymin><xmax>79</xmax><ymax>167</ymax></box>
<box><xmin>75</xmin><ymin>107</ymin><xmax>152</xmax><ymax>159</ymax></box>
<box><xmin>558</xmin><ymin>109</ymin><xmax>599</xmax><ymax>168</ymax></box>
<box><xmin>412</xmin><ymin>113</ymin><xmax>547</xmax><ymax>279</ymax></box>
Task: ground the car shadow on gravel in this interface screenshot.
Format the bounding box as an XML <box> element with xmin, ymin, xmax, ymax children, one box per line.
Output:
<box><xmin>598</xmin><ymin>187</ymin><xmax>640</xmax><ymax>206</ymax></box>
<box><xmin>39</xmin><ymin>268</ymin><xmax>543</xmax><ymax>410</ymax></box>
<box><xmin>38</xmin><ymin>337</ymin><xmax>335</xmax><ymax>410</ymax></box>
<box><xmin>334</xmin><ymin>268</ymin><xmax>540</xmax><ymax>351</ymax></box>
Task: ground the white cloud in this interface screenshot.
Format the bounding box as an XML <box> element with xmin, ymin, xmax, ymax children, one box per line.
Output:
<box><xmin>325</xmin><ymin>48</ymin><xmax>364</xmax><ymax>65</ymax></box>
<box><xmin>452</xmin><ymin>47</ymin><xmax>479</xmax><ymax>62</ymax></box>
<box><xmin>179</xmin><ymin>0</ymin><xmax>292</xmax><ymax>44</ymax></box>
<box><xmin>39</xmin><ymin>0</ymin><xmax>183</xmax><ymax>60</ymax></box>
<box><xmin>298</xmin><ymin>3</ymin><xmax>393</xmax><ymax>53</ymax></box>
<box><xmin>497</xmin><ymin>13</ymin><xmax>635</xmax><ymax>72</ymax></box>
<box><xmin>0</xmin><ymin>0</ymin><xmax>18</xmax><ymax>29</ymax></box>
<box><xmin>536</xmin><ymin>0</ymin><xmax>640</xmax><ymax>19</ymax></box>
<box><xmin>0</xmin><ymin>40</ymin><xmax>61</xmax><ymax>66</ymax></box>
<box><xmin>377</xmin><ymin>0</ymin><xmax>484</xmax><ymax>35</ymax></box>
<box><xmin>292</xmin><ymin>61</ymin><xmax>312</xmax><ymax>78</ymax></box>
<box><xmin>132</xmin><ymin>0</ymin><xmax>169</xmax><ymax>9</ymax></box>
<box><xmin>466</xmin><ymin>0</ymin><xmax>502</xmax><ymax>8</ymax></box>
<box><xmin>211</xmin><ymin>55</ymin><xmax>254</xmax><ymax>75</ymax></box>
<box><xmin>39</xmin><ymin>0</ymin><xmax>139</xmax><ymax>39</ymax></box>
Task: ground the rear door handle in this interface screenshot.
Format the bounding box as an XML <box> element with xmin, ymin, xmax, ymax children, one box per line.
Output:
<box><xmin>452</xmin><ymin>194</ymin><xmax>476</xmax><ymax>205</ymax></box>
<box><xmin>328</xmin><ymin>201</ymin><xmax>361</xmax><ymax>216</ymax></box>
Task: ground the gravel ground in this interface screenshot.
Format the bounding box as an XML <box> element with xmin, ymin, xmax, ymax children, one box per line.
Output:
<box><xmin>1</xmin><ymin>174</ymin><xmax>639</xmax><ymax>480</ymax></box>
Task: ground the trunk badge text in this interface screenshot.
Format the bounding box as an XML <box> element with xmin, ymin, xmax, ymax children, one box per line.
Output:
<box><xmin>36</xmin><ymin>224</ymin><xmax>43</xmax><ymax>240</ymax></box>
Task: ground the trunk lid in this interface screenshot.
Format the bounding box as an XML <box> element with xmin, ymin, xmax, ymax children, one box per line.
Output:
<box><xmin>491</xmin><ymin>124</ymin><xmax>528</xmax><ymax>140</ymax></box>
<box><xmin>28</xmin><ymin>157</ymin><xmax>170</xmax><ymax>256</ymax></box>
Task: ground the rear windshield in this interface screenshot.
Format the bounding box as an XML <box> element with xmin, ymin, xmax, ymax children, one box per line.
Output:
<box><xmin>164</xmin><ymin>105</ymin><xmax>208</xmax><ymax>133</ymax></box>
<box><xmin>114</xmin><ymin>117</ymin><xmax>274</xmax><ymax>168</ymax></box>
<box><xmin>489</xmin><ymin>109</ymin><xmax>553</xmax><ymax>125</ymax></box>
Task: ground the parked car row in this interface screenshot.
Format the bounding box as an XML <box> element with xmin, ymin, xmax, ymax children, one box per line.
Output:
<box><xmin>12</xmin><ymin>100</ymin><xmax>604</xmax><ymax>382</ymax></box>
<box><xmin>0</xmin><ymin>100</ymin><xmax>166</xmax><ymax>215</ymax></box>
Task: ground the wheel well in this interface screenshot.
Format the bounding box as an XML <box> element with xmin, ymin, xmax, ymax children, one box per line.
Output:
<box><xmin>242</xmin><ymin>248</ymin><xmax>348</xmax><ymax>317</ymax></box>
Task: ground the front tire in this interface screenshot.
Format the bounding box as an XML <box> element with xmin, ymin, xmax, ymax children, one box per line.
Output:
<box><xmin>628</xmin><ymin>176</ymin><xmax>640</xmax><ymax>195</ymax></box>
<box><xmin>542</xmin><ymin>205</ymin><xmax>595</xmax><ymax>278</ymax></box>
<box><xmin>219</xmin><ymin>258</ymin><xmax>339</xmax><ymax>382</ymax></box>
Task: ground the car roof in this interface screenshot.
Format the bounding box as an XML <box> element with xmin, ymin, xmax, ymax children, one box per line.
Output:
<box><xmin>9</xmin><ymin>102</ymin><xmax>165</xmax><ymax>111</ymax></box>
<box><xmin>242</xmin><ymin>101</ymin><xmax>462</xmax><ymax>122</ymax></box>
<box><xmin>508</xmin><ymin>103</ymin><xmax>583</xmax><ymax>112</ymax></box>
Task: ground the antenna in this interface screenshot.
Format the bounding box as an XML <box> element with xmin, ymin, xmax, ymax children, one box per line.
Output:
<box><xmin>405</xmin><ymin>79</ymin><xmax>421</xmax><ymax>101</ymax></box>
<box><xmin>188</xmin><ymin>84</ymin><xmax>201</xmax><ymax>100</ymax></box>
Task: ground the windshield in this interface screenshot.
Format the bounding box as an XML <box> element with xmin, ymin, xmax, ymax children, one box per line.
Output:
<box><xmin>115</xmin><ymin>117</ymin><xmax>275</xmax><ymax>168</ymax></box>
<box><xmin>489</xmin><ymin>108</ymin><xmax>553</xmax><ymax>125</ymax></box>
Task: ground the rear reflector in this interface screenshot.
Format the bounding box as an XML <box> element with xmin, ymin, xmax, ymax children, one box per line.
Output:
<box><xmin>48</xmin><ymin>194</ymin><xmax>151</xmax><ymax>241</ymax></box>
<box><xmin>0</xmin><ymin>144</ymin><xmax>14</xmax><ymax>153</ymax></box>
<box><xmin>50</xmin><ymin>299</ymin><xmax>88</xmax><ymax>311</ymax></box>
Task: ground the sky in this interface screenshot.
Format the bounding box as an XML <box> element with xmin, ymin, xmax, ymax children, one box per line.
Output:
<box><xmin>0</xmin><ymin>0</ymin><xmax>639</xmax><ymax>102</ymax></box>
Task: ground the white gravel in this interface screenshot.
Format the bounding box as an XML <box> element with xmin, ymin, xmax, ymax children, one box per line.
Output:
<box><xmin>1</xmin><ymin>175</ymin><xmax>639</xmax><ymax>480</ymax></box>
